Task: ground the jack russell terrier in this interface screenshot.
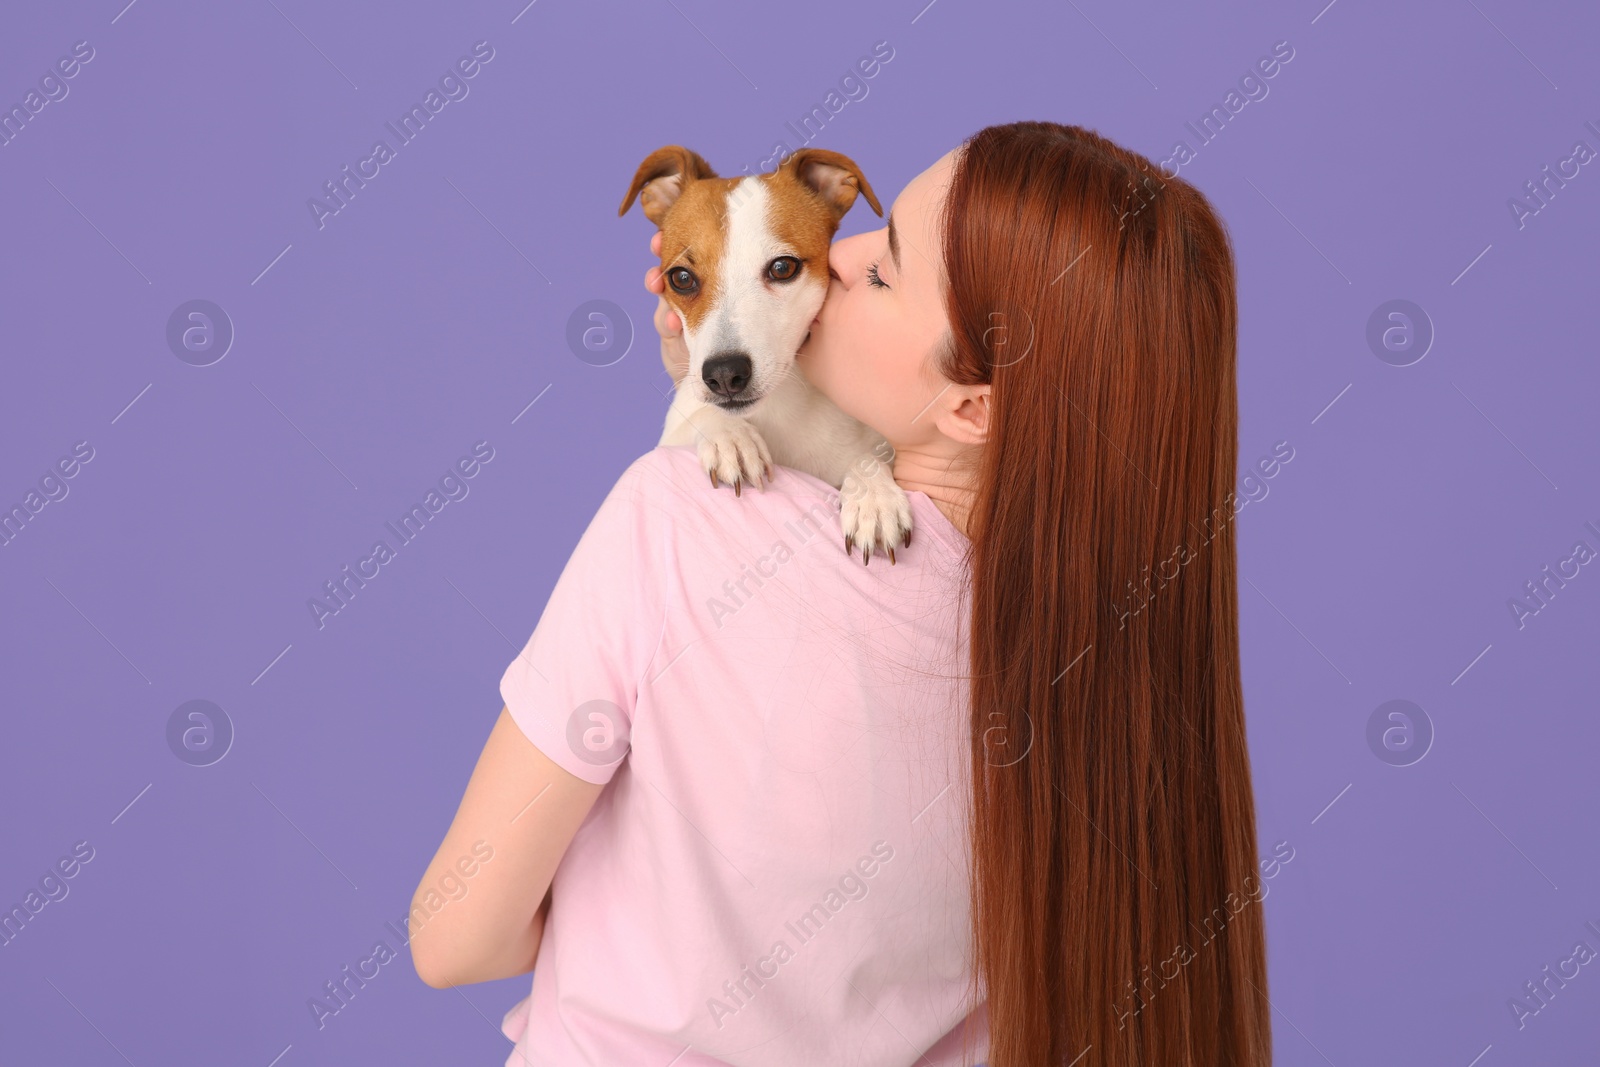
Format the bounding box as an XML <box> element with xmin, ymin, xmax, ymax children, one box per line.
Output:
<box><xmin>620</xmin><ymin>145</ymin><xmax>913</xmax><ymax>565</ymax></box>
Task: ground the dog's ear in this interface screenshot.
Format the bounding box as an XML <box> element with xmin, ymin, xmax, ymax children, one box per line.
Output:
<box><xmin>619</xmin><ymin>146</ymin><xmax>718</xmax><ymax>225</ymax></box>
<box><xmin>780</xmin><ymin>148</ymin><xmax>883</xmax><ymax>221</ymax></box>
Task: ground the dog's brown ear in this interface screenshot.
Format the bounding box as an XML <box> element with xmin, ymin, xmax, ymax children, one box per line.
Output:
<box><xmin>780</xmin><ymin>148</ymin><xmax>882</xmax><ymax>221</ymax></box>
<box><xmin>619</xmin><ymin>146</ymin><xmax>718</xmax><ymax>225</ymax></box>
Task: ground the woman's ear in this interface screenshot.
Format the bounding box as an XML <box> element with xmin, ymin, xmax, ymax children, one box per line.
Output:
<box><xmin>938</xmin><ymin>384</ymin><xmax>991</xmax><ymax>447</ymax></box>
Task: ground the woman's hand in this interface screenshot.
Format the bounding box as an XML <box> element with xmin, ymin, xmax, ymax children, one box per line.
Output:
<box><xmin>645</xmin><ymin>231</ymin><xmax>690</xmax><ymax>383</ymax></box>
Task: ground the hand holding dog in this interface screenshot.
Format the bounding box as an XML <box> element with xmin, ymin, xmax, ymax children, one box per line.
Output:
<box><xmin>644</xmin><ymin>231</ymin><xmax>689</xmax><ymax>383</ymax></box>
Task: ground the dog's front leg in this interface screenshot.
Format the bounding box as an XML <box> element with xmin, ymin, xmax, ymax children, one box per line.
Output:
<box><xmin>754</xmin><ymin>384</ymin><xmax>915</xmax><ymax>566</ymax></box>
<box><xmin>835</xmin><ymin>438</ymin><xmax>914</xmax><ymax>565</ymax></box>
<box><xmin>659</xmin><ymin>379</ymin><xmax>773</xmax><ymax>496</ymax></box>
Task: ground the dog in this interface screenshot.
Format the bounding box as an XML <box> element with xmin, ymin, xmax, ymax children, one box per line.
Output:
<box><xmin>620</xmin><ymin>146</ymin><xmax>913</xmax><ymax>565</ymax></box>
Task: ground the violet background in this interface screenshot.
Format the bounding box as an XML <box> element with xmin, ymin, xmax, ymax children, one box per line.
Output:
<box><xmin>2</xmin><ymin>0</ymin><xmax>1597</xmax><ymax>1064</ymax></box>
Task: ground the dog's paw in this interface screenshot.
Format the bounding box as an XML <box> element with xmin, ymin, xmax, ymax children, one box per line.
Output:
<box><xmin>839</xmin><ymin>464</ymin><xmax>913</xmax><ymax>566</ymax></box>
<box><xmin>695</xmin><ymin>416</ymin><xmax>773</xmax><ymax>497</ymax></box>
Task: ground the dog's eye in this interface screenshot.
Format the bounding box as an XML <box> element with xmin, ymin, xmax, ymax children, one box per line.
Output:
<box><xmin>667</xmin><ymin>267</ymin><xmax>699</xmax><ymax>295</ymax></box>
<box><xmin>766</xmin><ymin>257</ymin><xmax>801</xmax><ymax>283</ymax></box>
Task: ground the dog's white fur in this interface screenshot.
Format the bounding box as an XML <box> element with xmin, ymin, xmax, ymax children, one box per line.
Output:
<box><xmin>657</xmin><ymin>177</ymin><xmax>912</xmax><ymax>560</ymax></box>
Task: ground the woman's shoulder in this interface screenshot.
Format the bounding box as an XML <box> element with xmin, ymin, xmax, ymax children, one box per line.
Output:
<box><xmin>620</xmin><ymin>445</ymin><xmax>842</xmax><ymax>524</ymax></box>
<box><xmin>621</xmin><ymin>445</ymin><xmax>969</xmax><ymax>572</ymax></box>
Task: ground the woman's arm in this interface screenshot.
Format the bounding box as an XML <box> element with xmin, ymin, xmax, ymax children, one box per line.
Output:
<box><xmin>409</xmin><ymin>706</ymin><xmax>604</xmax><ymax>989</ymax></box>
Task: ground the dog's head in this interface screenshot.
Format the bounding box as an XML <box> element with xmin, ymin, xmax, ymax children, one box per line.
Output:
<box><xmin>620</xmin><ymin>146</ymin><xmax>881</xmax><ymax>415</ymax></box>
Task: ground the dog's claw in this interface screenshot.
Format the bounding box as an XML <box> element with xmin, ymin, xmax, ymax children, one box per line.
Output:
<box><xmin>695</xmin><ymin>416</ymin><xmax>772</xmax><ymax>501</ymax></box>
<box><xmin>839</xmin><ymin>466</ymin><xmax>913</xmax><ymax>569</ymax></box>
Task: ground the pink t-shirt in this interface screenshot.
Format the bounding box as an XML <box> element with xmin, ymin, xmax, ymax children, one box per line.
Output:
<box><xmin>497</xmin><ymin>444</ymin><xmax>988</xmax><ymax>1067</ymax></box>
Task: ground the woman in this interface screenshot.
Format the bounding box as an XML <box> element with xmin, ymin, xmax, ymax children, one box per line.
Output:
<box><xmin>412</xmin><ymin>121</ymin><xmax>1271</xmax><ymax>1067</ymax></box>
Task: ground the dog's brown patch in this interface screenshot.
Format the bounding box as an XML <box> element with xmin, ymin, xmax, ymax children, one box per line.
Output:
<box><xmin>761</xmin><ymin>170</ymin><xmax>839</xmax><ymax>295</ymax></box>
<box><xmin>657</xmin><ymin>179</ymin><xmax>738</xmax><ymax>335</ymax></box>
<box><xmin>626</xmin><ymin>146</ymin><xmax>883</xmax><ymax>337</ymax></box>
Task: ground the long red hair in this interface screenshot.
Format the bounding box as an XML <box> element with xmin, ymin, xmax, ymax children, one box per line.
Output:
<box><xmin>939</xmin><ymin>122</ymin><xmax>1271</xmax><ymax>1066</ymax></box>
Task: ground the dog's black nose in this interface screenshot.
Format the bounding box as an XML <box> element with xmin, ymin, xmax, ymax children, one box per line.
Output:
<box><xmin>702</xmin><ymin>353</ymin><xmax>753</xmax><ymax>399</ymax></box>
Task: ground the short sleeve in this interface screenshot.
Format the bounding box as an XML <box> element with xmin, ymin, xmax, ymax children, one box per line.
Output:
<box><xmin>499</xmin><ymin>452</ymin><xmax>673</xmax><ymax>785</ymax></box>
